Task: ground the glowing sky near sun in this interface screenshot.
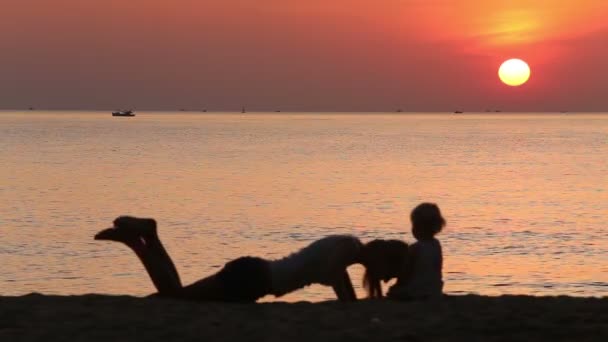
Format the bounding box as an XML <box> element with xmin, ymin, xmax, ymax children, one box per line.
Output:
<box><xmin>1</xmin><ymin>0</ymin><xmax>607</xmax><ymax>111</ymax></box>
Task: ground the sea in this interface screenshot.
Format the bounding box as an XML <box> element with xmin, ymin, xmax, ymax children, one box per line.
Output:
<box><xmin>1</xmin><ymin>111</ymin><xmax>606</xmax><ymax>301</ymax></box>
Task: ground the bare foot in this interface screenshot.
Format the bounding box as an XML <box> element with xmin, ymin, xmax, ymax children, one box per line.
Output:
<box><xmin>94</xmin><ymin>216</ymin><xmax>157</xmax><ymax>242</ymax></box>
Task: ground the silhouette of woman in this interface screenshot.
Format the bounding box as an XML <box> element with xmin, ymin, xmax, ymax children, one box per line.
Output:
<box><xmin>95</xmin><ymin>216</ymin><xmax>408</xmax><ymax>302</ymax></box>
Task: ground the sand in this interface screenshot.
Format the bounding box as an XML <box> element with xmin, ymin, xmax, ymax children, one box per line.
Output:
<box><xmin>0</xmin><ymin>294</ymin><xmax>606</xmax><ymax>341</ymax></box>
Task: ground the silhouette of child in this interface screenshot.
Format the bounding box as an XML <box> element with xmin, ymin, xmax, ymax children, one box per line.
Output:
<box><xmin>388</xmin><ymin>202</ymin><xmax>445</xmax><ymax>300</ymax></box>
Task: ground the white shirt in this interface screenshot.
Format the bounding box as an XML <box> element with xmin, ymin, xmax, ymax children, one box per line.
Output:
<box><xmin>269</xmin><ymin>235</ymin><xmax>362</xmax><ymax>297</ymax></box>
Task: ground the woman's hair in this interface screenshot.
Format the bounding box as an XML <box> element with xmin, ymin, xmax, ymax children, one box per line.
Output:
<box><xmin>410</xmin><ymin>202</ymin><xmax>445</xmax><ymax>240</ymax></box>
<box><xmin>360</xmin><ymin>239</ymin><xmax>408</xmax><ymax>299</ymax></box>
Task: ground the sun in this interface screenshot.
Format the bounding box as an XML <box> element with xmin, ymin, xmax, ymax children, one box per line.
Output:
<box><xmin>498</xmin><ymin>59</ymin><xmax>530</xmax><ymax>86</ymax></box>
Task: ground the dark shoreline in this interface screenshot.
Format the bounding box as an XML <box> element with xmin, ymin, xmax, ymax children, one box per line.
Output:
<box><xmin>1</xmin><ymin>294</ymin><xmax>606</xmax><ymax>341</ymax></box>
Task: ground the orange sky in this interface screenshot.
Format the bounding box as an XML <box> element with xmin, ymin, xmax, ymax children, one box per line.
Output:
<box><xmin>1</xmin><ymin>0</ymin><xmax>608</xmax><ymax>111</ymax></box>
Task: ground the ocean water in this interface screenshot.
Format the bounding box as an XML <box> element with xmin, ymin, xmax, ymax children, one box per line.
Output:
<box><xmin>1</xmin><ymin>111</ymin><xmax>607</xmax><ymax>301</ymax></box>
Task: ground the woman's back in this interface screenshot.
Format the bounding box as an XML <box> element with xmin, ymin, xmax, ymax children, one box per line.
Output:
<box><xmin>269</xmin><ymin>235</ymin><xmax>362</xmax><ymax>297</ymax></box>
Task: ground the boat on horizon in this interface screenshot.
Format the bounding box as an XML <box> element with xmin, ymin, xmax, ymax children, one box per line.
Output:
<box><xmin>112</xmin><ymin>110</ymin><xmax>135</xmax><ymax>117</ymax></box>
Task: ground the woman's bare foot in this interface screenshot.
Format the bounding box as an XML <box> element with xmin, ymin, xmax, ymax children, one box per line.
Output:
<box><xmin>94</xmin><ymin>216</ymin><xmax>157</xmax><ymax>243</ymax></box>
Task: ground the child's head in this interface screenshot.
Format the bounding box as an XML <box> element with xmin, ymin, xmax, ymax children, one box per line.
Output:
<box><xmin>360</xmin><ymin>239</ymin><xmax>408</xmax><ymax>298</ymax></box>
<box><xmin>410</xmin><ymin>202</ymin><xmax>445</xmax><ymax>240</ymax></box>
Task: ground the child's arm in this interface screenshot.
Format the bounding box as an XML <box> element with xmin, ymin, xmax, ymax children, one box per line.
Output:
<box><xmin>386</xmin><ymin>244</ymin><xmax>418</xmax><ymax>298</ymax></box>
<box><xmin>399</xmin><ymin>243</ymin><xmax>418</xmax><ymax>284</ymax></box>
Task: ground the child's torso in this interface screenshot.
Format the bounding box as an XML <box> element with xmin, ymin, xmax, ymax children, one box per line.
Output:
<box><xmin>405</xmin><ymin>238</ymin><xmax>443</xmax><ymax>297</ymax></box>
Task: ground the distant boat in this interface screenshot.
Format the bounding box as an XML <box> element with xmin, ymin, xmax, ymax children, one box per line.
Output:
<box><xmin>241</xmin><ymin>107</ymin><xmax>246</xmax><ymax>113</ymax></box>
<box><xmin>454</xmin><ymin>110</ymin><xmax>463</xmax><ymax>114</ymax></box>
<box><xmin>112</xmin><ymin>110</ymin><xmax>135</xmax><ymax>117</ymax></box>
<box><xmin>396</xmin><ymin>109</ymin><xmax>403</xmax><ymax>113</ymax></box>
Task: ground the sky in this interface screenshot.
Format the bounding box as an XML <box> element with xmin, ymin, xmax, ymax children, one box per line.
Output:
<box><xmin>1</xmin><ymin>0</ymin><xmax>608</xmax><ymax>112</ymax></box>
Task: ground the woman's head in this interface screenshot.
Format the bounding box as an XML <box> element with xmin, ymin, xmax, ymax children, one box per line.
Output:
<box><xmin>410</xmin><ymin>203</ymin><xmax>445</xmax><ymax>240</ymax></box>
<box><xmin>360</xmin><ymin>239</ymin><xmax>408</xmax><ymax>298</ymax></box>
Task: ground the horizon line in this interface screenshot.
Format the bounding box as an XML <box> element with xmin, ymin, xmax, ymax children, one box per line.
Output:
<box><xmin>0</xmin><ymin>108</ymin><xmax>604</xmax><ymax>114</ymax></box>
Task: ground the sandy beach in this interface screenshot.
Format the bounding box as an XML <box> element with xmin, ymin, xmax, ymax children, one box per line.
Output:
<box><xmin>1</xmin><ymin>294</ymin><xmax>605</xmax><ymax>341</ymax></box>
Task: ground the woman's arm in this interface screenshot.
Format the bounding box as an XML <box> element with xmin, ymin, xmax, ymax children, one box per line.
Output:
<box><xmin>332</xmin><ymin>270</ymin><xmax>357</xmax><ymax>301</ymax></box>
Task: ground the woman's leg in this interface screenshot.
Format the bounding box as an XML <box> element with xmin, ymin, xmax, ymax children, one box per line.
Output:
<box><xmin>132</xmin><ymin>218</ymin><xmax>182</xmax><ymax>289</ymax></box>
<box><xmin>95</xmin><ymin>216</ymin><xmax>183</xmax><ymax>296</ymax></box>
<box><xmin>95</xmin><ymin>216</ymin><xmax>268</xmax><ymax>302</ymax></box>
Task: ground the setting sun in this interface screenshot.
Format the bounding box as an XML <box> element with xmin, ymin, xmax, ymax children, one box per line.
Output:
<box><xmin>498</xmin><ymin>59</ymin><xmax>531</xmax><ymax>86</ymax></box>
